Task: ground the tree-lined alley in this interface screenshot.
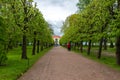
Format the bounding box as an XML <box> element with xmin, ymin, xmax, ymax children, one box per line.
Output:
<box><xmin>60</xmin><ymin>0</ymin><xmax>120</xmax><ymax>65</ymax></box>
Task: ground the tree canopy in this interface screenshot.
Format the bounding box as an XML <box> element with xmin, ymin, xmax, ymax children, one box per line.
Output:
<box><xmin>60</xmin><ymin>0</ymin><xmax>120</xmax><ymax>65</ymax></box>
<box><xmin>0</xmin><ymin>0</ymin><xmax>53</xmax><ymax>65</ymax></box>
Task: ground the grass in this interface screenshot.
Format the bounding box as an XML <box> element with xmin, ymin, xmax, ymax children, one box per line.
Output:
<box><xmin>72</xmin><ymin>47</ymin><xmax>120</xmax><ymax>71</ymax></box>
<box><xmin>0</xmin><ymin>46</ymin><xmax>52</xmax><ymax>80</ymax></box>
<box><xmin>89</xmin><ymin>46</ymin><xmax>116</xmax><ymax>53</ymax></box>
<box><xmin>103</xmin><ymin>47</ymin><xmax>116</xmax><ymax>53</ymax></box>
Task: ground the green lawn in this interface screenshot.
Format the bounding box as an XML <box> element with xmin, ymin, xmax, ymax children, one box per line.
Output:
<box><xmin>72</xmin><ymin>47</ymin><xmax>120</xmax><ymax>71</ymax></box>
<box><xmin>103</xmin><ymin>47</ymin><xmax>116</xmax><ymax>53</ymax></box>
<box><xmin>0</xmin><ymin>46</ymin><xmax>52</xmax><ymax>80</ymax></box>
<box><xmin>86</xmin><ymin>46</ymin><xmax>116</xmax><ymax>53</ymax></box>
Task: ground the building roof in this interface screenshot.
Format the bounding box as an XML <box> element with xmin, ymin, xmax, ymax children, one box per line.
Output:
<box><xmin>53</xmin><ymin>35</ymin><xmax>61</xmax><ymax>38</ymax></box>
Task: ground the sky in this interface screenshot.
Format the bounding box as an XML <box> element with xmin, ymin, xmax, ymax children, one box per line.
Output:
<box><xmin>34</xmin><ymin>0</ymin><xmax>79</xmax><ymax>36</ymax></box>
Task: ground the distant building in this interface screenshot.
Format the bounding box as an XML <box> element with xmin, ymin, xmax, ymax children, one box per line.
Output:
<box><xmin>53</xmin><ymin>35</ymin><xmax>61</xmax><ymax>46</ymax></box>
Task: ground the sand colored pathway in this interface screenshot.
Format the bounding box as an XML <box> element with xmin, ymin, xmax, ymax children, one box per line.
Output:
<box><xmin>18</xmin><ymin>47</ymin><xmax>120</xmax><ymax>80</ymax></box>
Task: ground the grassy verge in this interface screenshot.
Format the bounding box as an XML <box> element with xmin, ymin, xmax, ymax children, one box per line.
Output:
<box><xmin>0</xmin><ymin>46</ymin><xmax>52</xmax><ymax>80</ymax></box>
<box><xmin>86</xmin><ymin>46</ymin><xmax>116</xmax><ymax>53</ymax></box>
<box><xmin>72</xmin><ymin>48</ymin><xmax>120</xmax><ymax>71</ymax></box>
<box><xmin>103</xmin><ymin>47</ymin><xmax>116</xmax><ymax>53</ymax></box>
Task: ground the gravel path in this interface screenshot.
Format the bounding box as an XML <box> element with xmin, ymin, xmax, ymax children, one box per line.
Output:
<box><xmin>18</xmin><ymin>46</ymin><xmax>120</xmax><ymax>80</ymax></box>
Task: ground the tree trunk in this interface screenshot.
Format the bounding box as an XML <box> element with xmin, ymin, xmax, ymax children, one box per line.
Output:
<box><xmin>37</xmin><ymin>40</ymin><xmax>40</xmax><ymax>53</ymax></box>
<box><xmin>77</xmin><ymin>42</ymin><xmax>79</xmax><ymax>50</ymax></box>
<box><xmin>45</xmin><ymin>43</ymin><xmax>47</xmax><ymax>48</ymax></box>
<box><xmin>87</xmin><ymin>40</ymin><xmax>92</xmax><ymax>55</ymax></box>
<box><xmin>103</xmin><ymin>38</ymin><xmax>107</xmax><ymax>50</ymax></box>
<box><xmin>21</xmin><ymin>0</ymin><xmax>28</xmax><ymax>59</ymax></box>
<box><xmin>41</xmin><ymin>42</ymin><xmax>43</xmax><ymax>51</ymax></box>
<box><xmin>8</xmin><ymin>39</ymin><xmax>13</xmax><ymax>50</ymax></box>
<box><xmin>41</xmin><ymin>46</ymin><xmax>43</xmax><ymax>51</ymax></box>
<box><xmin>32</xmin><ymin>41</ymin><xmax>36</xmax><ymax>56</ymax></box>
<box><xmin>72</xmin><ymin>43</ymin><xmax>74</xmax><ymax>50</ymax></box>
<box><xmin>115</xmin><ymin>0</ymin><xmax>120</xmax><ymax>65</ymax></box>
<box><xmin>110</xmin><ymin>41</ymin><xmax>114</xmax><ymax>48</ymax></box>
<box><xmin>32</xmin><ymin>32</ymin><xmax>37</xmax><ymax>55</ymax></box>
<box><xmin>80</xmin><ymin>41</ymin><xmax>83</xmax><ymax>53</ymax></box>
<box><xmin>22</xmin><ymin>34</ymin><xmax>27</xmax><ymax>59</ymax></box>
<box><xmin>97</xmin><ymin>37</ymin><xmax>103</xmax><ymax>59</ymax></box>
<box><xmin>116</xmin><ymin>36</ymin><xmax>120</xmax><ymax>65</ymax></box>
<box><xmin>74</xmin><ymin>43</ymin><xmax>76</xmax><ymax>50</ymax></box>
<box><xmin>85</xmin><ymin>41</ymin><xmax>87</xmax><ymax>46</ymax></box>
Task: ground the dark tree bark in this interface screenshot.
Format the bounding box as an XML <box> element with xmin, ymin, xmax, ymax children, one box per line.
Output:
<box><xmin>115</xmin><ymin>0</ymin><xmax>120</xmax><ymax>65</ymax></box>
<box><xmin>73</xmin><ymin>43</ymin><xmax>75</xmax><ymax>50</ymax></box>
<box><xmin>32</xmin><ymin>32</ymin><xmax>37</xmax><ymax>55</ymax></box>
<box><xmin>22</xmin><ymin>34</ymin><xmax>27</xmax><ymax>59</ymax></box>
<box><xmin>41</xmin><ymin>46</ymin><xmax>43</xmax><ymax>51</ymax></box>
<box><xmin>116</xmin><ymin>36</ymin><xmax>120</xmax><ymax>65</ymax></box>
<box><xmin>80</xmin><ymin>41</ymin><xmax>83</xmax><ymax>53</ymax></box>
<box><xmin>21</xmin><ymin>0</ymin><xmax>30</xmax><ymax>59</ymax></box>
<box><xmin>97</xmin><ymin>37</ymin><xmax>103</xmax><ymax>59</ymax></box>
<box><xmin>41</xmin><ymin>43</ymin><xmax>43</xmax><ymax>51</ymax></box>
<box><xmin>85</xmin><ymin>41</ymin><xmax>87</xmax><ymax>46</ymax></box>
<box><xmin>32</xmin><ymin>39</ymin><xmax>36</xmax><ymax>55</ymax></box>
<box><xmin>74</xmin><ymin>43</ymin><xmax>77</xmax><ymax>50</ymax></box>
<box><xmin>77</xmin><ymin>42</ymin><xmax>79</xmax><ymax>50</ymax></box>
<box><xmin>87</xmin><ymin>40</ymin><xmax>92</xmax><ymax>55</ymax></box>
<box><xmin>8</xmin><ymin>39</ymin><xmax>13</xmax><ymax>50</ymax></box>
<box><xmin>110</xmin><ymin>41</ymin><xmax>114</xmax><ymax>48</ymax></box>
<box><xmin>76</xmin><ymin>42</ymin><xmax>78</xmax><ymax>50</ymax></box>
<box><xmin>103</xmin><ymin>38</ymin><xmax>107</xmax><ymax>50</ymax></box>
<box><xmin>97</xmin><ymin>17</ymin><xmax>108</xmax><ymax>59</ymax></box>
<box><xmin>37</xmin><ymin>40</ymin><xmax>40</xmax><ymax>53</ymax></box>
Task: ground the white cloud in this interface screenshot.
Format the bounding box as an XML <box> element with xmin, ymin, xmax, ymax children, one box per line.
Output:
<box><xmin>40</xmin><ymin>6</ymin><xmax>69</xmax><ymax>21</ymax></box>
<box><xmin>34</xmin><ymin>0</ymin><xmax>79</xmax><ymax>35</ymax></box>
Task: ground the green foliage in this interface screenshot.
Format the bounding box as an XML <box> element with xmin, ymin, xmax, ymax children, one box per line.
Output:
<box><xmin>0</xmin><ymin>16</ymin><xmax>7</xmax><ymax>65</ymax></box>
<box><xmin>0</xmin><ymin>16</ymin><xmax>6</xmax><ymax>42</ymax></box>
<box><xmin>110</xmin><ymin>10</ymin><xmax>120</xmax><ymax>36</ymax></box>
<box><xmin>0</xmin><ymin>0</ymin><xmax>53</xmax><ymax>63</ymax></box>
<box><xmin>60</xmin><ymin>0</ymin><xmax>119</xmax><ymax>59</ymax></box>
<box><xmin>77</xmin><ymin>0</ymin><xmax>92</xmax><ymax>11</ymax></box>
<box><xmin>0</xmin><ymin>50</ymin><xmax>7</xmax><ymax>65</ymax></box>
<box><xmin>61</xmin><ymin>0</ymin><xmax>116</xmax><ymax>44</ymax></box>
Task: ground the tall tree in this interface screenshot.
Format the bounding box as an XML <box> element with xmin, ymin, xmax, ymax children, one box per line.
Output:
<box><xmin>0</xmin><ymin>16</ymin><xmax>7</xmax><ymax>65</ymax></box>
<box><xmin>77</xmin><ymin>0</ymin><xmax>92</xmax><ymax>11</ymax></box>
<box><xmin>10</xmin><ymin>0</ymin><xmax>35</xmax><ymax>59</ymax></box>
<box><xmin>115</xmin><ymin>0</ymin><xmax>120</xmax><ymax>65</ymax></box>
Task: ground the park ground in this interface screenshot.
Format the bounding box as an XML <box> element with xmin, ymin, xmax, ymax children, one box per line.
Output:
<box><xmin>18</xmin><ymin>46</ymin><xmax>120</xmax><ymax>80</ymax></box>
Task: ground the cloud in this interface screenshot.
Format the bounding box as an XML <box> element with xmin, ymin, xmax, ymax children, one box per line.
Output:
<box><xmin>34</xmin><ymin>0</ymin><xmax>79</xmax><ymax>35</ymax></box>
<box><xmin>49</xmin><ymin>21</ymin><xmax>63</xmax><ymax>35</ymax></box>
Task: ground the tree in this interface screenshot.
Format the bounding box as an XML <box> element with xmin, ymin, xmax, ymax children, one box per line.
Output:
<box><xmin>0</xmin><ymin>0</ymin><xmax>53</xmax><ymax>66</ymax></box>
<box><xmin>9</xmin><ymin>0</ymin><xmax>37</xmax><ymax>59</ymax></box>
<box><xmin>113</xmin><ymin>0</ymin><xmax>120</xmax><ymax>65</ymax></box>
<box><xmin>77</xmin><ymin>0</ymin><xmax>92</xmax><ymax>11</ymax></box>
<box><xmin>0</xmin><ymin>16</ymin><xmax>7</xmax><ymax>65</ymax></box>
<box><xmin>61</xmin><ymin>0</ymin><xmax>116</xmax><ymax>59</ymax></box>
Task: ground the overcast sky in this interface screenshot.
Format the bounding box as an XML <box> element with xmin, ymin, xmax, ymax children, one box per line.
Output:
<box><xmin>34</xmin><ymin>0</ymin><xmax>79</xmax><ymax>36</ymax></box>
